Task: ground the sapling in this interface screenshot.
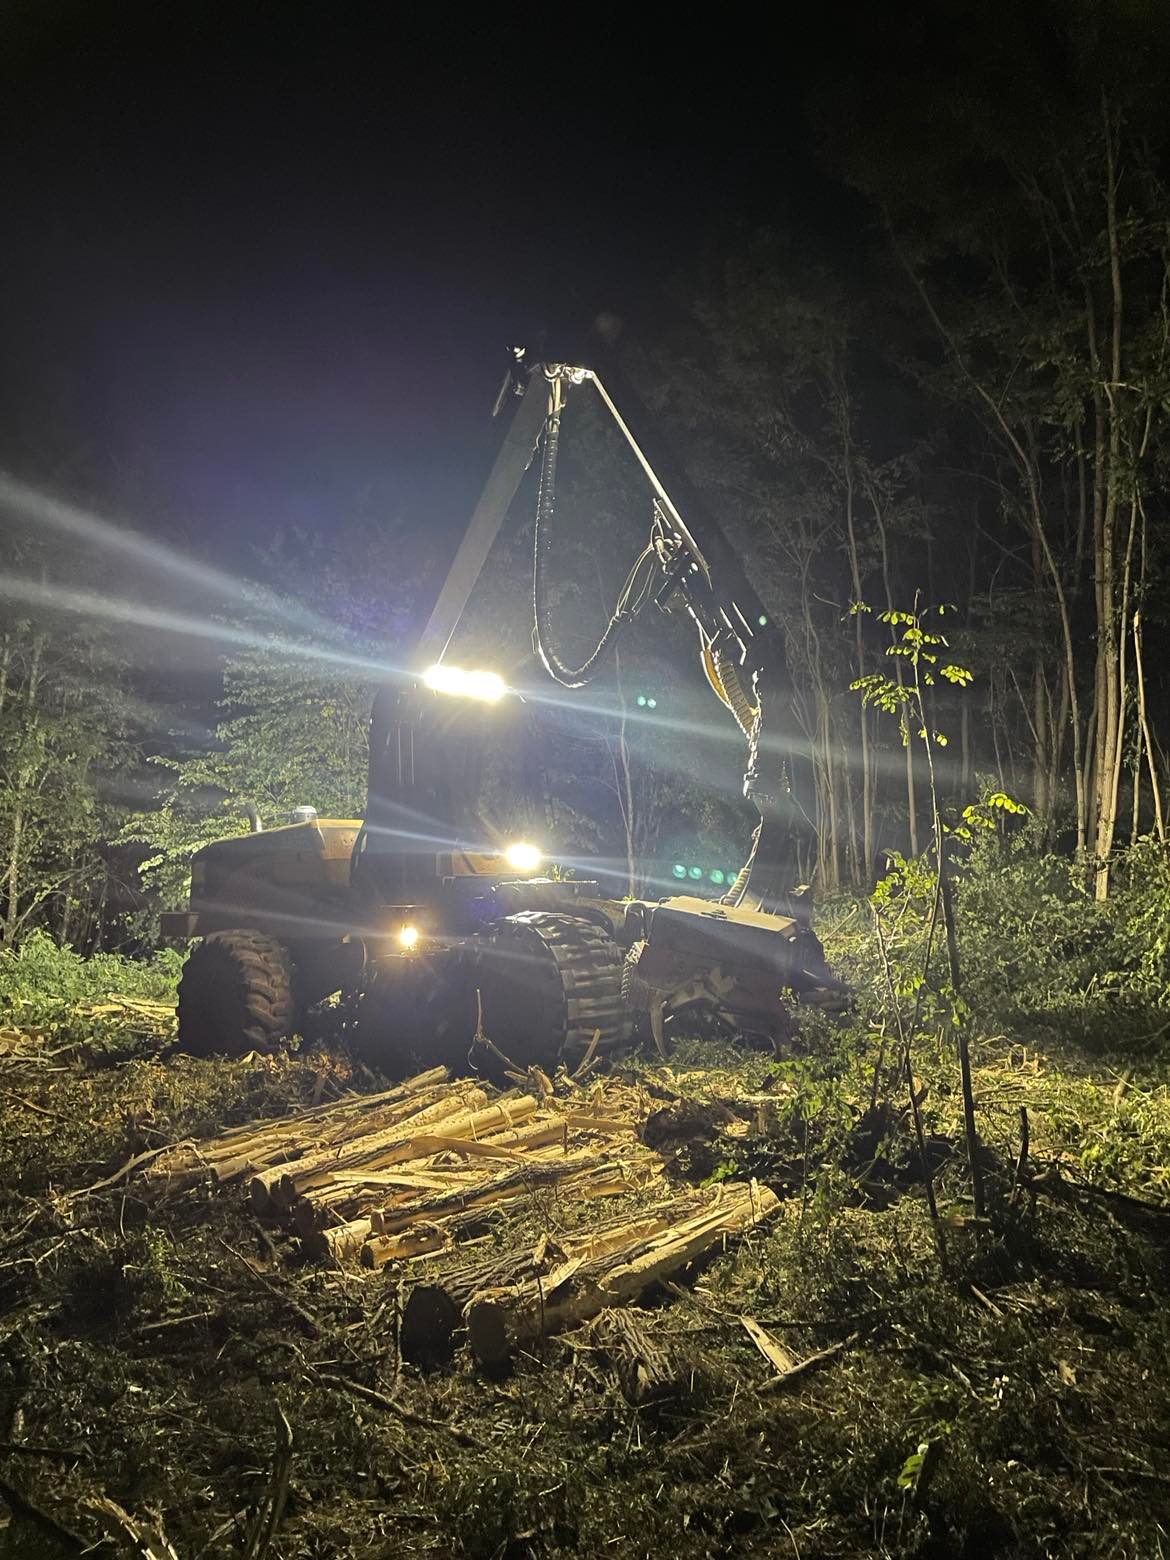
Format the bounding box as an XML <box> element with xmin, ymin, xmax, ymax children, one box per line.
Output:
<box><xmin>851</xmin><ymin>595</ymin><xmax>1026</xmax><ymax>1223</ymax></box>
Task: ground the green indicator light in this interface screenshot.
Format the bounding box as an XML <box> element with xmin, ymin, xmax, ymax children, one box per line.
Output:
<box><xmin>710</xmin><ymin>869</ymin><xmax>725</xmax><ymax>885</ymax></box>
<box><xmin>636</xmin><ymin>694</ymin><xmax>647</xmax><ymax>707</ymax></box>
<box><xmin>647</xmin><ymin>697</ymin><xmax>657</xmax><ymax>709</ymax></box>
<box><xmin>688</xmin><ymin>865</ymin><xmax>703</xmax><ymax>880</ymax></box>
<box><xmin>758</xmin><ymin>614</ymin><xmax>768</xmax><ymax>627</ymax></box>
<box><xmin>672</xmin><ymin>863</ymin><xmax>687</xmax><ymax>879</ymax></box>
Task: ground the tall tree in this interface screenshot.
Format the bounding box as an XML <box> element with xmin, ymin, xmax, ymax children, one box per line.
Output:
<box><xmin>821</xmin><ymin>0</ymin><xmax>1170</xmax><ymax>890</ymax></box>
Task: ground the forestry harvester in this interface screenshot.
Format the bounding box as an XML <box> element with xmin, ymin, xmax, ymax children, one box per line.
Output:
<box><xmin>162</xmin><ymin>342</ymin><xmax>842</xmax><ymax>1071</ymax></box>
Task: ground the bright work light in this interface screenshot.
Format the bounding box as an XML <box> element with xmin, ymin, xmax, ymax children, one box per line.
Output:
<box><xmin>398</xmin><ymin>925</ymin><xmax>420</xmax><ymax>950</ymax></box>
<box><xmin>423</xmin><ymin>663</ymin><xmax>506</xmax><ymax>703</ymax></box>
<box><xmin>503</xmin><ymin>841</ymin><xmax>542</xmax><ymax>873</ymax></box>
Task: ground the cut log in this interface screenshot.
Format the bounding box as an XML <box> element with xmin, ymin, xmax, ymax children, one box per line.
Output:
<box><xmin>250</xmin><ymin>1084</ymin><xmax>493</xmax><ymax>1211</ymax></box>
<box><xmin>397</xmin><ymin>1191</ymin><xmax>706</xmax><ymax>1362</ymax></box>
<box><xmin>400</xmin><ymin>1245</ymin><xmax>558</xmax><ymax>1363</ymax></box>
<box><xmin>399</xmin><ymin>1284</ymin><xmax>462</xmax><ymax>1360</ymax></box>
<box><xmin>302</xmin><ymin>1217</ymin><xmax>374</xmax><ymax>1265</ymax></box>
<box><xmin>370</xmin><ymin>1147</ymin><xmax>661</xmax><ymax>1238</ymax></box>
<box><xmin>465</xmin><ymin>1180</ymin><xmax>780</xmax><ymax>1366</ymax></box>
<box><xmin>355</xmin><ymin>1226</ymin><xmax>450</xmax><ymax>1269</ymax></box>
<box><xmin>585</xmin><ymin>1307</ymin><xmax>709</xmax><ymax>1406</ymax></box>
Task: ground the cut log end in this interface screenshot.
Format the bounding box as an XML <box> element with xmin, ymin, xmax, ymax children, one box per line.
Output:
<box><xmin>401</xmin><ymin>1284</ymin><xmax>462</xmax><ymax>1364</ymax></box>
<box><xmin>465</xmin><ymin>1296</ymin><xmax>510</xmax><ymax>1368</ymax></box>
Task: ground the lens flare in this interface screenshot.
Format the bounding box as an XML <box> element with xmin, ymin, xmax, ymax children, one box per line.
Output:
<box><xmin>0</xmin><ymin>573</ymin><xmax>404</xmax><ymax>681</ymax></box>
<box><xmin>503</xmin><ymin>841</ymin><xmax>542</xmax><ymax>873</ymax></box>
<box><xmin>0</xmin><ymin>471</ymin><xmax>338</xmax><ymax>639</ymax></box>
<box><xmin>423</xmin><ymin>663</ymin><xmax>506</xmax><ymax>702</ymax></box>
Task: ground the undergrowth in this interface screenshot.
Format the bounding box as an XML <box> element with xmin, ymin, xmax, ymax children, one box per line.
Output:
<box><xmin>825</xmin><ymin>828</ymin><xmax>1170</xmax><ymax>1057</ymax></box>
<box><xmin>0</xmin><ymin>839</ymin><xmax>1168</xmax><ymax>1556</ymax></box>
<box><xmin>0</xmin><ymin>930</ymin><xmax>183</xmax><ymax>1057</ymax></box>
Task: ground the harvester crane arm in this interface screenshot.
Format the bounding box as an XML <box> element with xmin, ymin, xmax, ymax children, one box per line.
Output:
<box><xmin>427</xmin><ymin>342</ymin><xmax>810</xmax><ymax>918</ymax></box>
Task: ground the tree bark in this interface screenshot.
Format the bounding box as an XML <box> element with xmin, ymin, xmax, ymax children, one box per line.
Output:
<box><xmin>465</xmin><ymin>1180</ymin><xmax>780</xmax><ymax>1366</ymax></box>
<box><xmin>586</xmin><ymin>1307</ymin><xmax>712</xmax><ymax>1406</ymax></box>
<box><xmin>1133</xmin><ymin>608</ymin><xmax>1165</xmax><ymax>842</ymax></box>
<box><xmin>840</xmin><ymin>420</ymin><xmax>874</xmax><ymax>880</ymax></box>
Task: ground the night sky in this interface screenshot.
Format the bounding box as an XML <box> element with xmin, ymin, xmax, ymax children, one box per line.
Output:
<box><xmin>0</xmin><ymin>4</ymin><xmax>842</xmax><ymax>580</ymax></box>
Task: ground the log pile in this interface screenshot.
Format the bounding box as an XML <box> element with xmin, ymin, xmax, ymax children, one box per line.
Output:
<box><xmin>141</xmin><ymin>1067</ymin><xmax>668</xmax><ymax>1268</ymax></box>
<box><xmin>143</xmin><ymin>1066</ymin><xmax>456</xmax><ymax>1196</ymax></box>
<box><xmin>140</xmin><ymin>1068</ymin><xmax>784</xmax><ymax>1365</ymax></box>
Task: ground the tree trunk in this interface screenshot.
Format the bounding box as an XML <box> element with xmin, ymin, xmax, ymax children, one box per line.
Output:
<box><xmin>868</xmin><ymin>475</ymin><xmax>918</xmax><ymax>856</ymax></box>
<box><xmin>4</xmin><ymin>802</ymin><xmax>24</xmax><ymax>947</ymax></box>
<box><xmin>465</xmin><ymin>1180</ymin><xmax>781</xmax><ymax>1366</ymax></box>
<box><xmin>1030</xmin><ymin>535</ymin><xmax>1050</xmax><ymax>819</ymax></box>
<box><xmin>4</xmin><ymin>633</ymin><xmax>44</xmax><ymax>945</ymax></box>
<box><xmin>1091</xmin><ymin>102</ymin><xmax>1125</xmax><ymax>898</ymax></box>
<box><xmin>841</xmin><ymin>431</ymin><xmax>874</xmax><ymax>879</ymax></box>
<box><xmin>1133</xmin><ymin>609</ymin><xmax>1166</xmax><ymax>842</ymax></box>
<box><xmin>1095</xmin><ymin>494</ymin><xmax>1138</xmax><ymax>897</ymax></box>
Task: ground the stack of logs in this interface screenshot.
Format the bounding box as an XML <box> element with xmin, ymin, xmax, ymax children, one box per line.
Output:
<box><xmin>141</xmin><ymin>1066</ymin><xmax>781</xmax><ymax>1369</ymax></box>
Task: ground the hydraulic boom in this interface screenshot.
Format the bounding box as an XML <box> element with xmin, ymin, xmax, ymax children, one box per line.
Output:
<box><xmin>424</xmin><ymin>341</ymin><xmax>812</xmax><ymax>921</ymax></box>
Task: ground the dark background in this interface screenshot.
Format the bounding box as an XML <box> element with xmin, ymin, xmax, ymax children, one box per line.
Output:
<box><xmin>0</xmin><ymin>3</ymin><xmax>849</xmax><ymax>579</ymax></box>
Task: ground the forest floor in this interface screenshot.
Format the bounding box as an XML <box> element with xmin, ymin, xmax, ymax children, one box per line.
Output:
<box><xmin>0</xmin><ymin>988</ymin><xmax>1168</xmax><ymax>1558</ymax></box>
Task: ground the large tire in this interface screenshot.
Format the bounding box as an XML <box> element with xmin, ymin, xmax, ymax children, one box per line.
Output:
<box><xmin>176</xmin><ymin>931</ymin><xmax>295</xmax><ymax>1058</ymax></box>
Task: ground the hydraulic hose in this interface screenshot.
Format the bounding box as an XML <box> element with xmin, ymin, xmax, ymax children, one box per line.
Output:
<box><xmin>709</xmin><ymin>650</ymin><xmax>761</xmax><ymax>907</ymax></box>
<box><xmin>709</xmin><ymin>648</ymin><xmax>758</xmax><ymax>740</ymax></box>
<box><xmin>532</xmin><ymin>398</ymin><xmax>634</xmax><ymax>689</ymax></box>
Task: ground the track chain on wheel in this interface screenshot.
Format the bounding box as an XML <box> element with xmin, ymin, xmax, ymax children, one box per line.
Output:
<box><xmin>474</xmin><ymin>911</ymin><xmax>630</xmax><ymax>1071</ymax></box>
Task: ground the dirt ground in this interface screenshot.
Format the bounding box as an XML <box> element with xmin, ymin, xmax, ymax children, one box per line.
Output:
<box><xmin>0</xmin><ymin>1027</ymin><xmax>1168</xmax><ymax>1559</ymax></box>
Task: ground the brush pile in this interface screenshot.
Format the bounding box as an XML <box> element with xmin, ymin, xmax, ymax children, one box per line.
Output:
<box><xmin>0</xmin><ymin>994</ymin><xmax>177</xmax><ymax>1069</ymax></box>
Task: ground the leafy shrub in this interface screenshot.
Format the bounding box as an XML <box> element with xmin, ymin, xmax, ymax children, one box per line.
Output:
<box><xmin>951</xmin><ymin>827</ymin><xmax>1170</xmax><ymax>1049</ymax></box>
<box><xmin>0</xmin><ymin>930</ymin><xmax>181</xmax><ymax>1053</ymax></box>
<box><xmin>821</xmin><ymin>822</ymin><xmax>1170</xmax><ymax>1090</ymax></box>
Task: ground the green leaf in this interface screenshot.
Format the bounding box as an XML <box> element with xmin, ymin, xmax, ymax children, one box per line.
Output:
<box><xmin>898</xmin><ymin>1442</ymin><xmax>931</xmax><ymax>1491</ymax></box>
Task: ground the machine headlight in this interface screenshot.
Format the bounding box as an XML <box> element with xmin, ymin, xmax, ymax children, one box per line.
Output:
<box><xmin>503</xmin><ymin>841</ymin><xmax>542</xmax><ymax>874</ymax></box>
<box><xmin>397</xmin><ymin>925</ymin><xmax>420</xmax><ymax>950</ymax></box>
<box><xmin>423</xmin><ymin>663</ymin><xmax>507</xmax><ymax>703</ymax></box>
